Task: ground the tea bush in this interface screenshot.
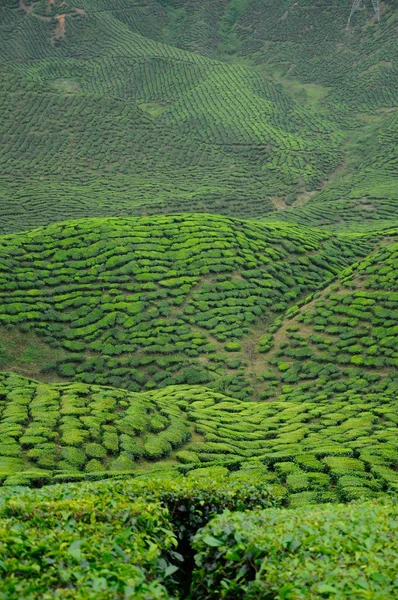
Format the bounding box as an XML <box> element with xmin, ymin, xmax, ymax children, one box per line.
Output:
<box><xmin>193</xmin><ymin>500</ymin><xmax>398</xmax><ymax>599</ymax></box>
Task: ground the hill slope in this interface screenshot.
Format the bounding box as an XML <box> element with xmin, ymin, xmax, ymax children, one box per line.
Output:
<box><xmin>0</xmin><ymin>214</ymin><xmax>379</xmax><ymax>398</ymax></box>
<box><xmin>0</xmin><ymin>0</ymin><xmax>396</xmax><ymax>232</ymax></box>
<box><xmin>0</xmin><ymin>0</ymin><xmax>347</xmax><ymax>231</ymax></box>
<box><xmin>255</xmin><ymin>239</ymin><xmax>398</xmax><ymax>401</ymax></box>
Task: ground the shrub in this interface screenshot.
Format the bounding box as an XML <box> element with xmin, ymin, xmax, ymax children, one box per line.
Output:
<box><xmin>60</xmin><ymin>447</ymin><xmax>86</xmax><ymax>468</ymax></box>
<box><xmin>0</xmin><ymin>494</ymin><xmax>177</xmax><ymax>599</ymax></box>
<box><xmin>192</xmin><ymin>500</ymin><xmax>398</xmax><ymax>600</ymax></box>
<box><xmin>224</xmin><ymin>342</ymin><xmax>241</xmax><ymax>352</ymax></box>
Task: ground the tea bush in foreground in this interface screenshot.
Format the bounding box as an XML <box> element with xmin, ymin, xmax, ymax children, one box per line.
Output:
<box><xmin>193</xmin><ymin>500</ymin><xmax>398</xmax><ymax>599</ymax></box>
<box><xmin>0</xmin><ymin>478</ymin><xmax>396</xmax><ymax>599</ymax></box>
<box><xmin>0</xmin><ymin>493</ymin><xmax>178</xmax><ymax>599</ymax></box>
<box><xmin>0</xmin><ymin>474</ymin><xmax>284</xmax><ymax>599</ymax></box>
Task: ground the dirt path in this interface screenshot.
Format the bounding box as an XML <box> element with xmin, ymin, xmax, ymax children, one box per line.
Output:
<box><xmin>55</xmin><ymin>14</ymin><xmax>66</xmax><ymax>39</ymax></box>
<box><xmin>270</xmin><ymin>196</ymin><xmax>288</xmax><ymax>210</ymax></box>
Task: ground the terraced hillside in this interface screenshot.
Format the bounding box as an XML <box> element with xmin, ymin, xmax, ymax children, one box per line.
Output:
<box><xmin>0</xmin><ymin>214</ymin><xmax>379</xmax><ymax>398</ymax></box>
<box><xmin>255</xmin><ymin>239</ymin><xmax>398</xmax><ymax>402</ymax></box>
<box><xmin>269</xmin><ymin>110</ymin><xmax>398</xmax><ymax>230</ymax></box>
<box><xmin>161</xmin><ymin>0</ymin><xmax>398</xmax><ymax>113</ymax></box>
<box><xmin>0</xmin><ymin>372</ymin><xmax>397</xmax><ymax>506</ymax></box>
<box><xmin>1</xmin><ymin>0</ymin><xmax>397</xmax><ymax>233</ymax></box>
<box><xmin>0</xmin><ymin>0</ymin><xmax>348</xmax><ymax>232</ymax></box>
<box><xmin>0</xmin><ymin>2</ymin><xmax>397</xmax><ymax>596</ymax></box>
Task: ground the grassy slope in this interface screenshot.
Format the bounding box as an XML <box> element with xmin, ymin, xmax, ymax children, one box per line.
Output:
<box><xmin>156</xmin><ymin>0</ymin><xmax>398</xmax><ymax>230</ymax></box>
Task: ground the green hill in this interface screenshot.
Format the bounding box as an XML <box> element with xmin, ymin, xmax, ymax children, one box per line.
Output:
<box><xmin>256</xmin><ymin>239</ymin><xmax>398</xmax><ymax>402</ymax></box>
<box><xmin>0</xmin><ymin>0</ymin><xmax>396</xmax><ymax>232</ymax></box>
<box><xmin>0</xmin><ymin>0</ymin><xmax>346</xmax><ymax>231</ymax></box>
<box><xmin>0</xmin><ymin>214</ymin><xmax>380</xmax><ymax>397</ymax></box>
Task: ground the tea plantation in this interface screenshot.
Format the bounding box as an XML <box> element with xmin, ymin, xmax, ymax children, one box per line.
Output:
<box><xmin>0</xmin><ymin>370</ymin><xmax>397</xmax><ymax>504</ymax></box>
<box><xmin>0</xmin><ymin>0</ymin><xmax>397</xmax><ymax>597</ymax></box>
<box><xmin>0</xmin><ymin>214</ymin><xmax>381</xmax><ymax>398</ymax></box>
<box><xmin>0</xmin><ymin>0</ymin><xmax>397</xmax><ymax>231</ymax></box>
<box><xmin>0</xmin><ymin>0</ymin><xmax>347</xmax><ymax>231</ymax></box>
<box><xmin>255</xmin><ymin>238</ymin><xmax>398</xmax><ymax>402</ymax></box>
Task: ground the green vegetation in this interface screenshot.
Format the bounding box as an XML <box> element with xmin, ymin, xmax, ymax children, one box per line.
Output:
<box><xmin>0</xmin><ymin>372</ymin><xmax>397</xmax><ymax>506</ymax></box>
<box><xmin>0</xmin><ymin>372</ymin><xmax>192</xmax><ymax>483</ymax></box>
<box><xmin>269</xmin><ymin>112</ymin><xmax>398</xmax><ymax>230</ymax></box>
<box><xmin>257</xmin><ymin>240</ymin><xmax>398</xmax><ymax>402</ymax></box>
<box><xmin>0</xmin><ymin>473</ymin><xmax>285</xmax><ymax>599</ymax></box>
<box><xmin>0</xmin><ymin>0</ymin><xmax>397</xmax><ymax>596</ymax></box>
<box><xmin>0</xmin><ymin>0</ymin><xmax>348</xmax><ymax>232</ymax></box>
<box><xmin>193</xmin><ymin>500</ymin><xmax>398</xmax><ymax>599</ymax></box>
<box><xmin>0</xmin><ymin>477</ymin><xmax>396</xmax><ymax>598</ymax></box>
<box><xmin>0</xmin><ymin>214</ymin><xmax>379</xmax><ymax>398</ymax></box>
<box><xmin>0</xmin><ymin>0</ymin><xmax>396</xmax><ymax>231</ymax></box>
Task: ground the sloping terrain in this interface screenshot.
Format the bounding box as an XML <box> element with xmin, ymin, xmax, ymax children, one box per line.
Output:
<box><xmin>269</xmin><ymin>110</ymin><xmax>398</xmax><ymax>230</ymax></box>
<box><xmin>0</xmin><ymin>0</ymin><xmax>346</xmax><ymax>231</ymax></box>
<box><xmin>161</xmin><ymin>0</ymin><xmax>398</xmax><ymax>112</ymax></box>
<box><xmin>0</xmin><ymin>372</ymin><xmax>397</xmax><ymax>506</ymax></box>
<box><xmin>0</xmin><ymin>214</ymin><xmax>378</xmax><ymax>397</ymax></box>
<box><xmin>0</xmin><ymin>0</ymin><xmax>396</xmax><ymax>232</ymax></box>
<box><xmin>256</xmin><ymin>239</ymin><xmax>398</xmax><ymax>401</ymax></box>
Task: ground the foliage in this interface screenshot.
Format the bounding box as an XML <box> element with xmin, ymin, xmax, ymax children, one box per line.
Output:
<box><xmin>0</xmin><ymin>490</ymin><xmax>179</xmax><ymax>599</ymax></box>
<box><xmin>0</xmin><ymin>473</ymin><xmax>285</xmax><ymax>598</ymax></box>
<box><xmin>192</xmin><ymin>499</ymin><xmax>398</xmax><ymax>599</ymax></box>
<box><xmin>0</xmin><ymin>372</ymin><xmax>396</xmax><ymax>506</ymax></box>
<box><xmin>0</xmin><ymin>214</ymin><xmax>377</xmax><ymax>398</ymax></box>
<box><xmin>258</xmin><ymin>240</ymin><xmax>398</xmax><ymax>402</ymax></box>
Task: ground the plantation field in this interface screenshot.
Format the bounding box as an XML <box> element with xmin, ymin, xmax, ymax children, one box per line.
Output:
<box><xmin>0</xmin><ymin>0</ymin><xmax>396</xmax><ymax>231</ymax></box>
<box><xmin>268</xmin><ymin>111</ymin><xmax>398</xmax><ymax>230</ymax></box>
<box><xmin>0</xmin><ymin>371</ymin><xmax>397</xmax><ymax>507</ymax></box>
<box><xmin>0</xmin><ymin>214</ymin><xmax>384</xmax><ymax>398</ymax></box>
<box><xmin>254</xmin><ymin>239</ymin><xmax>398</xmax><ymax>402</ymax></box>
<box><xmin>0</xmin><ymin>0</ymin><xmax>349</xmax><ymax>231</ymax></box>
<box><xmin>0</xmin><ymin>1</ymin><xmax>397</xmax><ymax>596</ymax></box>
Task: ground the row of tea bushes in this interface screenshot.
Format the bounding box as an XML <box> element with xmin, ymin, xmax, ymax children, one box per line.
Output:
<box><xmin>271</xmin><ymin>113</ymin><xmax>398</xmax><ymax>232</ymax></box>
<box><xmin>0</xmin><ymin>372</ymin><xmax>191</xmax><ymax>482</ymax></box>
<box><xmin>231</xmin><ymin>0</ymin><xmax>398</xmax><ymax>113</ymax></box>
<box><xmin>0</xmin><ymin>372</ymin><xmax>397</xmax><ymax>504</ymax></box>
<box><xmin>0</xmin><ymin>0</ymin><xmax>346</xmax><ymax>232</ymax></box>
<box><xmin>153</xmin><ymin>385</ymin><xmax>398</xmax><ymax>505</ymax></box>
<box><xmin>258</xmin><ymin>239</ymin><xmax>398</xmax><ymax>402</ymax></box>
